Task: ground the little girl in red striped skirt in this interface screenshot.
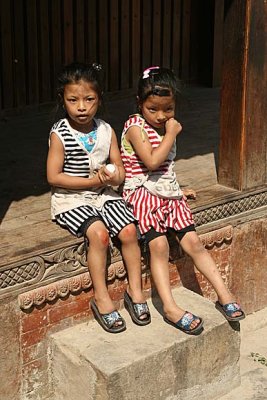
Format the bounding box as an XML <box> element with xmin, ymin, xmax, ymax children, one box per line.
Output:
<box><xmin>120</xmin><ymin>66</ymin><xmax>245</xmax><ymax>335</ymax></box>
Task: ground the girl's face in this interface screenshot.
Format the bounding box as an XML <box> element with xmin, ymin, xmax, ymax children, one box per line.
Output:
<box><xmin>63</xmin><ymin>79</ymin><xmax>100</xmax><ymax>132</ymax></box>
<box><xmin>139</xmin><ymin>93</ymin><xmax>175</xmax><ymax>130</ymax></box>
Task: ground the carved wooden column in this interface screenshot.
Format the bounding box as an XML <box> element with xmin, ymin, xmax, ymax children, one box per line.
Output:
<box><xmin>219</xmin><ymin>0</ymin><xmax>267</xmax><ymax>190</ymax></box>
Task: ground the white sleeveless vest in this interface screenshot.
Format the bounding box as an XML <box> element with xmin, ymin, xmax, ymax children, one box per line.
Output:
<box><xmin>49</xmin><ymin>118</ymin><xmax>121</xmax><ymax>218</ymax></box>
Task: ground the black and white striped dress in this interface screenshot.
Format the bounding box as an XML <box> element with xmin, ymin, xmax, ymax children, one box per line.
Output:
<box><xmin>49</xmin><ymin>118</ymin><xmax>135</xmax><ymax>237</ymax></box>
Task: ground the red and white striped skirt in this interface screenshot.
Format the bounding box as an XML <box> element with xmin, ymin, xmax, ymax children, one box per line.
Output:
<box><xmin>123</xmin><ymin>187</ymin><xmax>194</xmax><ymax>235</ymax></box>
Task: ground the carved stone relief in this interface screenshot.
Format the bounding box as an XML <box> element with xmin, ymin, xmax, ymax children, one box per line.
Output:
<box><xmin>0</xmin><ymin>190</ymin><xmax>265</xmax><ymax>299</ymax></box>
<box><xmin>18</xmin><ymin>225</ymin><xmax>233</xmax><ymax>309</ymax></box>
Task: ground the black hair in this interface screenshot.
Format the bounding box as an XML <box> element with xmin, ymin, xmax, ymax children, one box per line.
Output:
<box><xmin>137</xmin><ymin>67</ymin><xmax>181</xmax><ymax>103</ymax></box>
<box><xmin>56</xmin><ymin>62</ymin><xmax>104</xmax><ymax>105</ymax></box>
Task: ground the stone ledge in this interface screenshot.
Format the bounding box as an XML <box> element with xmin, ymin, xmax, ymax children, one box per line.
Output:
<box><xmin>49</xmin><ymin>287</ymin><xmax>241</xmax><ymax>400</ymax></box>
<box><xmin>17</xmin><ymin>225</ymin><xmax>233</xmax><ymax>309</ymax></box>
<box><xmin>2</xmin><ymin>185</ymin><xmax>266</xmax><ymax>298</ymax></box>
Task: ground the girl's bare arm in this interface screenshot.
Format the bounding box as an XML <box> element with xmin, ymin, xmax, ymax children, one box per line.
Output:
<box><xmin>125</xmin><ymin>118</ymin><xmax>182</xmax><ymax>171</ymax></box>
<box><xmin>47</xmin><ymin>133</ymin><xmax>103</xmax><ymax>189</ymax></box>
<box><xmin>98</xmin><ymin>129</ymin><xmax>125</xmax><ymax>186</ymax></box>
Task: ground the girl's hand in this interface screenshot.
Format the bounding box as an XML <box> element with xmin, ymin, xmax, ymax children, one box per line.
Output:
<box><xmin>165</xmin><ymin>118</ymin><xmax>182</xmax><ymax>137</ymax></box>
<box><xmin>182</xmin><ymin>188</ymin><xmax>197</xmax><ymax>200</ymax></box>
<box><xmin>98</xmin><ymin>164</ymin><xmax>119</xmax><ymax>185</ymax></box>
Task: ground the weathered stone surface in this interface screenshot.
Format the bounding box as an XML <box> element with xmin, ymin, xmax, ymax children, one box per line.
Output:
<box><xmin>0</xmin><ymin>297</ymin><xmax>21</xmax><ymax>400</ymax></box>
<box><xmin>49</xmin><ymin>287</ymin><xmax>241</xmax><ymax>400</ymax></box>
<box><xmin>230</xmin><ymin>219</ymin><xmax>267</xmax><ymax>313</ymax></box>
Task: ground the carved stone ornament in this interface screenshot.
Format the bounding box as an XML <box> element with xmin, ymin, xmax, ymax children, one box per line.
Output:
<box><xmin>193</xmin><ymin>191</ymin><xmax>267</xmax><ymax>226</ymax></box>
<box><xmin>18</xmin><ymin>272</ymin><xmax>92</xmax><ymax>310</ymax></box>
<box><xmin>199</xmin><ymin>225</ymin><xmax>233</xmax><ymax>248</ymax></box>
<box><xmin>17</xmin><ymin>225</ymin><xmax>234</xmax><ymax>309</ymax></box>
<box><xmin>0</xmin><ymin>190</ymin><xmax>265</xmax><ymax>299</ymax></box>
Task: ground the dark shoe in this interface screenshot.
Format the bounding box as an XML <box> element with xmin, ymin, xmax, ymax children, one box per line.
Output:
<box><xmin>163</xmin><ymin>311</ymin><xmax>204</xmax><ymax>335</ymax></box>
<box><xmin>215</xmin><ymin>301</ymin><xmax>246</xmax><ymax>321</ymax></box>
<box><xmin>90</xmin><ymin>299</ymin><xmax>126</xmax><ymax>333</ymax></box>
<box><xmin>124</xmin><ymin>291</ymin><xmax>151</xmax><ymax>326</ymax></box>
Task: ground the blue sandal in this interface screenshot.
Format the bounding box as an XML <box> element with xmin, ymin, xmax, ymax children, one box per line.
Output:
<box><xmin>215</xmin><ymin>301</ymin><xmax>246</xmax><ymax>321</ymax></box>
<box><xmin>164</xmin><ymin>311</ymin><xmax>204</xmax><ymax>335</ymax></box>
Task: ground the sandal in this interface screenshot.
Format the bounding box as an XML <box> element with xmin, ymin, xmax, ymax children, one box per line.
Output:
<box><xmin>90</xmin><ymin>299</ymin><xmax>126</xmax><ymax>333</ymax></box>
<box><xmin>163</xmin><ymin>311</ymin><xmax>204</xmax><ymax>335</ymax></box>
<box><xmin>124</xmin><ymin>291</ymin><xmax>151</xmax><ymax>326</ymax></box>
<box><xmin>215</xmin><ymin>301</ymin><xmax>246</xmax><ymax>321</ymax></box>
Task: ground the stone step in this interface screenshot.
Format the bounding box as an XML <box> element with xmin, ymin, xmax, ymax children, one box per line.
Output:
<box><xmin>217</xmin><ymin>311</ymin><xmax>267</xmax><ymax>400</ymax></box>
<box><xmin>49</xmin><ymin>287</ymin><xmax>241</xmax><ymax>400</ymax></box>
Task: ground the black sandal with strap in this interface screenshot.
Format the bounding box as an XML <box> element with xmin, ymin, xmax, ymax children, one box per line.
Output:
<box><xmin>90</xmin><ymin>299</ymin><xmax>126</xmax><ymax>333</ymax></box>
<box><xmin>215</xmin><ymin>301</ymin><xmax>246</xmax><ymax>321</ymax></box>
<box><xmin>124</xmin><ymin>291</ymin><xmax>151</xmax><ymax>326</ymax></box>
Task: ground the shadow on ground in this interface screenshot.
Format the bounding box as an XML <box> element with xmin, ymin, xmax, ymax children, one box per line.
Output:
<box><xmin>0</xmin><ymin>86</ymin><xmax>220</xmax><ymax>222</ymax></box>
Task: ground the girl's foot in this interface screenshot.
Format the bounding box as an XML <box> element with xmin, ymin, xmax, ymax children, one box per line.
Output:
<box><xmin>164</xmin><ymin>312</ymin><xmax>203</xmax><ymax>335</ymax></box>
<box><xmin>124</xmin><ymin>291</ymin><xmax>151</xmax><ymax>325</ymax></box>
<box><xmin>94</xmin><ymin>294</ymin><xmax>116</xmax><ymax>315</ymax></box>
<box><xmin>215</xmin><ymin>301</ymin><xmax>246</xmax><ymax>321</ymax></box>
<box><xmin>217</xmin><ymin>294</ymin><xmax>244</xmax><ymax>319</ymax></box>
<box><xmin>126</xmin><ymin>287</ymin><xmax>150</xmax><ymax>322</ymax></box>
<box><xmin>90</xmin><ymin>299</ymin><xmax>126</xmax><ymax>333</ymax></box>
<box><xmin>164</xmin><ymin>305</ymin><xmax>201</xmax><ymax>331</ymax></box>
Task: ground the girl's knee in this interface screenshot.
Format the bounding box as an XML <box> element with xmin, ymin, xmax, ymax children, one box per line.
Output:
<box><xmin>182</xmin><ymin>234</ymin><xmax>206</xmax><ymax>255</ymax></box>
<box><xmin>87</xmin><ymin>225</ymin><xmax>109</xmax><ymax>248</ymax></box>
<box><xmin>149</xmin><ymin>236</ymin><xmax>169</xmax><ymax>256</ymax></box>
<box><xmin>119</xmin><ymin>223</ymin><xmax>138</xmax><ymax>243</ymax></box>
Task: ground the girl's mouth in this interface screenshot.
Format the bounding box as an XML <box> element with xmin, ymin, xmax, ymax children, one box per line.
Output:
<box><xmin>154</xmin><ymin>121</ymin><xmax>165</xmax><ymax>128</ymax></box>
<box><xmin>77</xmin><ymin>115</ymin><xmax>88</xmax><ymax>120</ymax></box>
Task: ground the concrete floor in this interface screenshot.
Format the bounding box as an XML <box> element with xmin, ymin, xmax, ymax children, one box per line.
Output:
<box><xmin>219</xmin><ymin>306</ymin><xmax>267</xmax><ymax>400</ymax></box>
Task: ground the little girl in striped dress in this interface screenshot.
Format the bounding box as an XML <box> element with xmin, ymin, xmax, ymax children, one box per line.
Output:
<box><xmin>120</xmin><ymin>66</ymin><xmax>245</xmax><ymax>334</ymax></box>
<box><xmin>47</xmin><ymin>62</ymin><xmax>150</xmax><ymax>333</ymax></box>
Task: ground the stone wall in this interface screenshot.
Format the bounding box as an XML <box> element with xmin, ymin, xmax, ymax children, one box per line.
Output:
<box><xmin>0</xmin><ymin>217</ymin><xmax>266</xmax><ymax>399</ymax></box>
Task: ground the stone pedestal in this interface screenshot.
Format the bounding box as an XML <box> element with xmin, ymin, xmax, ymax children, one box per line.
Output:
<box><xmin>49</xmin><ymin>287</ymin><xmax>241</xmax><ymax>400</ymax></box>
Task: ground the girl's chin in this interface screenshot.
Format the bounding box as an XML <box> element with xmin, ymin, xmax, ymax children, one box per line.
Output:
<box><xmin>69</xmin><ymin>118</ymin><xmax>93</xmax><ymax>131</ymax></box>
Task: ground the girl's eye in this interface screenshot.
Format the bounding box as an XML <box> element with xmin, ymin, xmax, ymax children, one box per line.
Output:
<box><xmin>148</xmin><ymin>108</ymin><xmax>156</xmax><ymax>113</ymax></box>
<box><xmin>87</xmin><ymin>97</ymin><xmax>95</xmax><ymax>102</ymax></box>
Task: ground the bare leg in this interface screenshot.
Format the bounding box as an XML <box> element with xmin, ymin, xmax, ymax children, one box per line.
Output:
<box><xmin>149</xmin><ymin>235</ymin><xmax>200</xmax><ymax>328</ymax></box>
<box><xmin>118</xmin><ymin>223</ymin><xmax>145</xmax><ymax>304</ymax></box>
<box><xmin>179</xmin><ymin>231</ymin><xmax>242</xmax><ymax>317</ymax></box>
<box><xmin>86</xmin><ymin>221</ymin><xmax>115</xmax><ymax>314</ymax></box>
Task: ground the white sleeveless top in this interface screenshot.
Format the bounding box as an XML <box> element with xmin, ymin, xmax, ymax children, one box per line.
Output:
<box><xmin>49</xmin><ymin>118</ymin><xmax>121</xmax><ymax>218</ymax></box>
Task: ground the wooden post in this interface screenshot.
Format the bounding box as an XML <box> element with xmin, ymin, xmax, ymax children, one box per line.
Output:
<box><xmin>218</xmin><ymin>0</ymin><xmax>267</xmax><ymax>190</ymax></box>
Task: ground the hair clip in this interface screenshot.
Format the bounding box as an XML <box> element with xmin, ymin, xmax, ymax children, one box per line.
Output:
<box><xmin>92</xmin><ymin>63</ymin><xmax>102</xmax><ymax>71</ymax></box>
<box><xmin>142</xmin><ymin>66</ymin><xmax>160</xmax><ymax>79</ymax></box>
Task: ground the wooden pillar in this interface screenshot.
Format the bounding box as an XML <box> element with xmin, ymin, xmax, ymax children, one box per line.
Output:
<box><xmin>218</xmin><ymin>0</ymin><xmax>267</xmax><ymax>190</ymax></box>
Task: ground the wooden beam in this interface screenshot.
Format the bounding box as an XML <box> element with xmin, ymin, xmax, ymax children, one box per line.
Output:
<box><xmin>219</xmin><ymin>0</ymin><xmax>267</xmax><ymax>190</ymax></box>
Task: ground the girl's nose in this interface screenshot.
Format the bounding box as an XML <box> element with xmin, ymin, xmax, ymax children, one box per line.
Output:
<box><xmin>78</xmin><ymin>101</ymin><xmax>86</xmax><ymax>111</ymax></box>
<box><xmin>157</xmin><ymin>112</ymin><xmax>167</xmax><ymax>122</ymax></box>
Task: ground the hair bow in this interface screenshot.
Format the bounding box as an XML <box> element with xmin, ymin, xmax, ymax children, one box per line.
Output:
<box><xmin>142</xmin><ymin>66</ymin><xmax>160</xmax><ymax>79</ymax></box>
